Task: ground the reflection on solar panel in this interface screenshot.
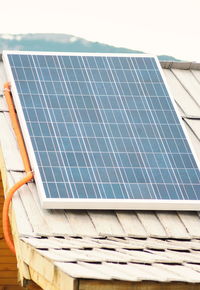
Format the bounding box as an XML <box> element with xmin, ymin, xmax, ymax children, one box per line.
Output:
<box><xmin>3</xmin><ymin>51</ymin><xmax>200</xmax><ymax>209</ymax></box>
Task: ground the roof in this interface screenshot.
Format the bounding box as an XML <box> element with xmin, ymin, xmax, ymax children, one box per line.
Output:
<box><xmin>0</xmin><ymin>57</ymin><xmax>200</xmax><ymax>287</ymax></box>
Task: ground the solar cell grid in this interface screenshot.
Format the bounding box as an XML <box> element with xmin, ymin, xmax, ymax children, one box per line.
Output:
<box><xmin>3</xmin><ymin>51</ymin><xmax>200</xmax><ymax>209</ymax></box>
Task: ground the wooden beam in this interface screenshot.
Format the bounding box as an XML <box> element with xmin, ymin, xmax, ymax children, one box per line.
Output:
<box><xmin>0</xmin><ymin>264</ymin><xmax>18</xmax><ymax>271</ymax></box>
<box><xmin>18</xmin><ymin>240</ymin><xmax>78</xmax><ymax>290</ymax></box>
<box><xmin>28</xmin><ymin>266</ymin><xmax>79</xmax><ymax>290</ymax></box>
<box><xmin>0</xmin><ymin>277</ymin><xmax>22</xmax><ymax>286</ymax></box>
<box><xmin>28</xmin><ymin>267</ymin><xmax>66</xmax><ymax>290</ymax></box>
<box><xmin>79</xmin><ymin>280</ymin><xmax>200</xmax><ymax>290</ymax></box>
<box><xmin>0</xmin><ymin>286</ymin><xmax>25</xmax><ymax>290</ymax></box>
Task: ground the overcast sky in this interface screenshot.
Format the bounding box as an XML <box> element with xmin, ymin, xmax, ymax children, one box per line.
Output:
<box><xmin>1</xmin><ymin>0</ymin><xmax>200</xmax><ymax>61</ymax></box>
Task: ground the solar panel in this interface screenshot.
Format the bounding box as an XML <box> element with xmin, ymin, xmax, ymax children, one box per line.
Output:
<box><xmin>3</xmin><ymin>51</ymin><xmax>200</xmax><ymax>210</ymax></box>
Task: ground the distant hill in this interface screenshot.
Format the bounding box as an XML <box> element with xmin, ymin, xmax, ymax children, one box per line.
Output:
<box><xmin>0</xmin><ymin>33</ymin><xmax>180</xmax><ymax>61</ymax></box>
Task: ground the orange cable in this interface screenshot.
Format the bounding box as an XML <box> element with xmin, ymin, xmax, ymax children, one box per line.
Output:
<box><xmin>4</xmin><ymin>83</ymin><xmax>31</xmax><ymax>173</ymax></box>
<box><xmin>3</xmin><ymin>172</ymin><xmax>33</xmax><ymax>253</ymax></box>
<box><xmin>2</xmin><ymin>83</ymin><xmax>33</xmax><ymax>254</ymax></box>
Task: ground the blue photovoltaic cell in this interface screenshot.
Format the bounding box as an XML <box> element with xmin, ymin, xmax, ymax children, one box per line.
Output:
<box><xmin>4</xmin><ymin>52</ymin><xmax>200</xmax><ymax>207</ymax></box>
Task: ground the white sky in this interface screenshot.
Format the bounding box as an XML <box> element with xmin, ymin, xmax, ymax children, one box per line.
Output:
<box><xmin>1</xmin><ymin>0</ymin><xmax>200</xmax><ymax>61</ymax></box>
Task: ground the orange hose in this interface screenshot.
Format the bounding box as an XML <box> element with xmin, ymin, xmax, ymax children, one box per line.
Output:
<box><xmin>2</xmin><ymin>83</ymin><xmax>33</xmax><ymax>254</ymax></box>
<box><xmin>4</xmin><ymin>83</ymin><xmax>31</xmax><ymax>173</ymax></box>
<box><xmin>2</xmin><ymin>172</ymin><xmax>33</xmax><ymax>254</ymax></box>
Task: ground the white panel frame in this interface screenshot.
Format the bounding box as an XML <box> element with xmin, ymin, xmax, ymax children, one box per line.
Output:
<box><xmin>2</xmin><ymin>50</ymin><xmax>200</xmax><ymax>210</ymax></box>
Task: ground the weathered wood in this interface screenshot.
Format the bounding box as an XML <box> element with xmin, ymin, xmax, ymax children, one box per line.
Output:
<box><xmin>88</xmin><ymin>211</ymin><xmax>124</xmax><ymax>237</ymax></box>
<box><xmin>0</xmin><ymin>95</ymin><xmax>8</xmax><ymax>112</ymax></box>
<box><xmin>28</xmin><ymin>267</ymin><xmax>60</xmax><ymax>290</ymax></box>
<box><xmin>49</xmin><ymin>237</ymin><xmax>100</xmax><ymax>249</ymax></box>
<box><xmin>178</xmin><ymin>212</ymin><xmax>200</xmax><ymax>238</ymax></box>
<box><xmin>185</xmin><ymin>119</ymin><xmax>200</xmax><ymax>141</ymax></box>
<box><xmin>126</xmin><ymin>263</ymin><xmax>181</xmax><ymax>282</ymax></box>
<box><xmin>185</xmin><ymin>263</ymin><xmax>200</xmax><ymax>273</ymax></box>
<box><xmin>6</xmin><ymin>172</ymin><xmax>34</xmax><ymax>237</ymax></box>
<box><xmin>136</xmin><ymin>212</ymin><xmax>167</xmax><ymax>238</ymax></box>
<box><xmin>154</xmin><ymin>264</ymin><xmax>200</xmax><ymax>283</ymax></box>
<box><xmin>22</xmin><ymin>237</ymin><xmax>85</xmax><ymax>250</ymax></box>
<box><xmin>163</xmin><ymin>69</ymin><xmax>200</xmax><ymax>116</ymax></box>
<box><xmin>0</xmin><ymin>113</ymin><xmax>24</xmax><ymax>171</ymax></box>
<box><xmin>167</xmin><ymin>239</ymin><xmax>200</xmax><ymax>251</ymax></box>
<box><xmin>78</xmin><ymin>262</ymin><xmax>140</xmax><ymax>281</ymax></box>
<box><xmin>65</xmin><ymin>210</ymin><xmax>97</xmax><ymax>237</ymax></box>
<box><xmin>152</xmin><ymin>250</ymin><xmax>200</xmax><ymax>264</ymax></box>
<box><xmin>76</xmin><ymin>248</ymin><xmax>131</xmax><ymax>262</ymax></box>
<box><xmin>156</xmin><ymin>211</ymin><xmax>190</xmax><ymax>239</ymax></box>
<box><xmin>29</xmin><ymin>266</ymin><xmax>78</xmax><ymax>290</ymax></box>
<box><xmin>79</xmin><ymin>261</ymin><xmax>183</xmax><ymax>282</ymax></box>
<box><xmin>20</xmin><ymin>241</ymin><xmax>55</xmax><ymax>283</ymax></box>
<box><xmin>0</xmin><ymin>146</ymin><xmax>9</xmax><ymax>193</ymax></box>
<box><xmin>39</xmin><ymin>247</ymin><xmax>142</xmax><ymax>263</ymax></box>
<box><xmin>116</xmin><ymin>211</ymin><xmax>147</xmax><ymax>238</ymax></box>
<box><xmin>37</xmin><ymin>249</ymin><xmax>79</xmax><ymax>262</ymax></box>
<box><xmin>79</xmin><ymin>280</ymin><xmax>200</xmax><ymax>290</ymax></box>
<box><xmin>19</xmin><ymin>240</ymin><xmax>78</xmax><ymax>290</ymax></box>
<box><xmin>0</xmin><ymin>62</ymin><xmax>7</xmax><ymax>88</ymax></box>
<box><xmin>183</xmin><ymin>120</ymin><xmax>200</xmax><ymax>161</ymax></box>
<box><xmin>118</xmin><ymin>249</ymin><xmax>171</xmax><ymax>263</ymax></box>
<box><xmin>10</xmin><ymin>204</ymin><xmax>32</xmax><ymax>285</ymax></box>
<box><xmin>11</xmin><ymin>172</ymin><xmax>51</xmax><ymax>237</ymax></box>
<box><xmin>131</xmin><ymin>238</ymin><xmax>172</xmax><ymax>251</ymax></box>
<box><xmin>93</xmin><ymin>237</ymin><xmax>144</xmax><ymax>250</ymax></box>
<box><xmin>28</xmin><ymin>182</ymin><xmax>73</xmax><ymax>236</ymax></box>
<box><xmin>161</xmin><ymin>61</ymin><xmax>198</xmax><ymax>70</ymax></box>
<box><xmin>192</xmin><ymin>70</ymin><xmax>200</xmax><ymax>84</ymax></box>
<box><xmin>172</xmin><ymin>69</ymin><xmax>200</xmax><ymax>107</ymax></box>
<box><xmin>12</xmin><ymin>191</ymin><xmax>34</xmax><ymax>237</ymax></box>
<box><xmin>55</xmin><ymin>261</ymin><xmax>110</xmax><ymax>280</ymax></box>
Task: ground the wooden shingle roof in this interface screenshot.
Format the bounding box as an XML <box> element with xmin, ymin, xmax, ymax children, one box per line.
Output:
<box><xmin>0</xmin><ymin>58</ymin><xmax>200</xmax><ymax>288</ymax></box>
